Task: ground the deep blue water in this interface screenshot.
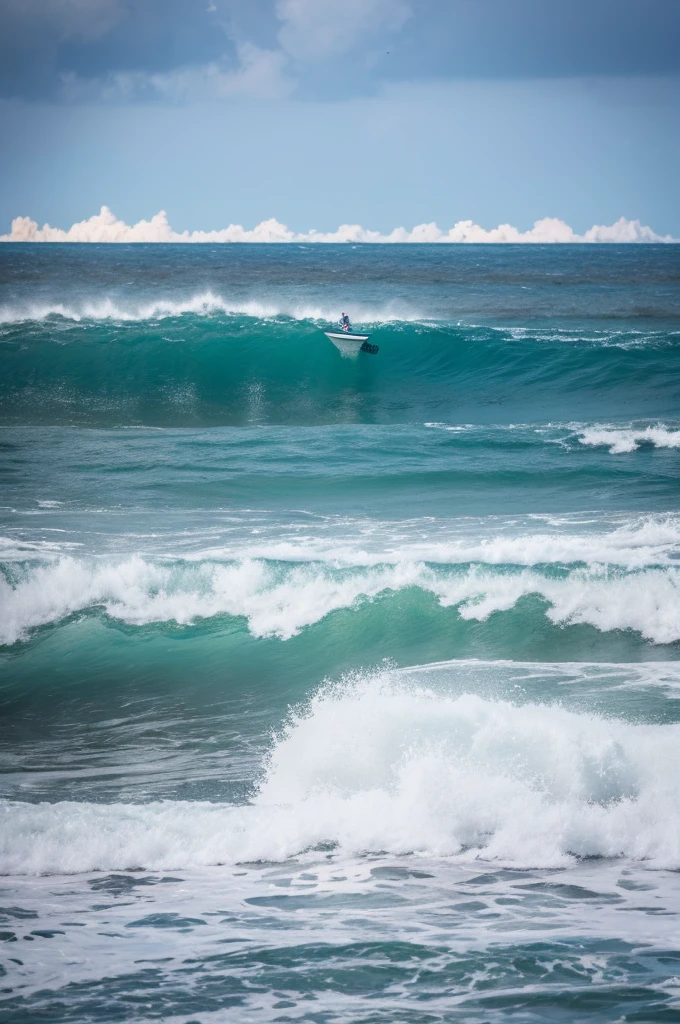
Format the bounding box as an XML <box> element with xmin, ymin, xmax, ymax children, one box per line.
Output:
<box><xmin>1</xmin><ymin>243</ymin><xmax>680</xmax><ymax>1023</ymax></box>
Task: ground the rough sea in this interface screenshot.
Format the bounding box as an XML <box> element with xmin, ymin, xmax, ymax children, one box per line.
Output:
<box><xmin>1</xmin><ymin>242</ymin><xmax>680</xmax><ymax>1023</ymax></box>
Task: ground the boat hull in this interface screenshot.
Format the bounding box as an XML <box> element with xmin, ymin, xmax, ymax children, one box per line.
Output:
<box><xmin>324</xmin><ymin>330</ymin><xmax>372</xmax><ymax>357</ymax></box>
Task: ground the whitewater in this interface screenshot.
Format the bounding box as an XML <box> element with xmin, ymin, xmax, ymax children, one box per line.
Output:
<box><xmin>1</xmin><ymin>242</ymin><xmax>680</xmax><ymax>1024</ymax></box>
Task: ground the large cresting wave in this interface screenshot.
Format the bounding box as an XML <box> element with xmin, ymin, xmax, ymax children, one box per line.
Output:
<box><xmin>2</xmin><ymin>554</ymin><xmax>679</xmax><ymax>645</ymax></box>
<box><xmin>1</xmin><ymin>308</ymin><xmax>678</xmax><ymax>426</ymax></box>
<box><xmin>0</xmin><ymin>291</ymin><xmax>425</xmax><ymax>326</ymax></box>
<box><xmin>2</xmin><ymin>672</ymin><xmax>680</xmax><ymax>874</ymax></box>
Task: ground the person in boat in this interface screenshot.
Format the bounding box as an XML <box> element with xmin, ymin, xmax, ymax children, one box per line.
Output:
<box><xmin>340</xmin><ymin>312</ymin><xmax>351</xmax><ymax>332</ymax></box>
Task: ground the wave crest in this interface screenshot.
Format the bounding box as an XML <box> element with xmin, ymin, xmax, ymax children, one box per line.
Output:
<box><xmin>579</xmin><ymin>424</ymin><xmax>680</xmax><ymax>453</ymax></box>
<box><xmin>0</xmin><ymin>291</ymin><xmax>423</xmax><ymax>325</ymax></box>
<box><xmin>2</xmin><ymin>555</ymin><xmax>679</xmax><ymax>645</ymax></box>
<box><xmin>2</xmin><ymin>678</ymin><xmax>680</xmax><ymax>873</ymax></box>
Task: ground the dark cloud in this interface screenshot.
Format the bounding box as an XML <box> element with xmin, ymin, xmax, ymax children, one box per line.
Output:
<box><xmin>379</xmin><ymin>0</ymin><xmax>680</xmax><ymax>81</ymax></box>
<box><xmin>0</xmin><ymin>0</ymin><xmax>232</xmax><ymax>98</ymax></box>
<box><xmin>0</xmin><ymin>0</ymin><xmax>678</xmax><ymax>102</ymax></box>
<box><xmin>57</xmin><ymin>0</ymin><xmax>231</xmax><ymax>78</ymax></box>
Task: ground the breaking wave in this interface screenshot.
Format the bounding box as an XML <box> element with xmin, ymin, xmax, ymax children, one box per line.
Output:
<box><xmin>2</xmin><ymin>674</ymin><xmax>680</xmax><ymax>874</ymax></box>
<box><xmin>2</xmin><ymin>554</ymin><xmax>679</xmax><ymax>646</ymax></box>
<box><xmin>0</xmin><ymin>291</ymin><xmax>423</xmax><ymax>326</ymax></box>
<box><xmin>578</xmin><ymin>424</ymin><xmax>680</xmax><ymax>453</ymax></box>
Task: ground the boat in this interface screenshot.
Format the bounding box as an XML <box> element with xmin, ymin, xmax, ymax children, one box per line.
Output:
<box><xmin>323</xmin><ymin>328</ymin><xmax>379</xmax><ymax>357</ymax></box>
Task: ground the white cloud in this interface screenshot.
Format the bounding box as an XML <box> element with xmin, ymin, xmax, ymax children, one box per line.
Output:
<box><xmin>59</xmin><ymin>44</ymin><xmax>294</xmax><ymax>103</ymax></box>
<box><xmin>1</xmin><ymin>207</ymin><xmax>675</xmax><ymax>244</ymax></box>
<box><xmin>276</xmin><ymin>0</ymin><xmax>411</xmax><ymax>59</ymax></box>
<box><xmin>580</xmin><ymin>217</ymin><xmax>672</xmax><ymax>243</ymax></box>
<box><xmin>2</xmin><ymin>208</ymin><xmax>179</xmax><ymax>243</ymax></box>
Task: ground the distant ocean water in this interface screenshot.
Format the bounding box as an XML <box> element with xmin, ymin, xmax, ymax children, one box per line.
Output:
<box><xmin>1</xmin><ymin>242</ymin><xmax>680</xmax><ymax>1023</ymax></box>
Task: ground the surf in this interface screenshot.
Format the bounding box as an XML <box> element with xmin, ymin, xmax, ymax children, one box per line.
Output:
<box><xmin>3</xmin><ymin>669</ymin><xmax>680</xmax><ymax>874</ymax></box>
<box><xmin>3</xmin><ymin>552</ymin><xmax>679</xmax><ymax>647</ymax></box>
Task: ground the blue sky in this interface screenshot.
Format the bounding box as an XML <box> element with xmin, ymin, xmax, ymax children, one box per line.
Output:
<box><xmin>1</xmin><ymin>0</ymin><xmax>679</xmax><ymax>236</ymax></box>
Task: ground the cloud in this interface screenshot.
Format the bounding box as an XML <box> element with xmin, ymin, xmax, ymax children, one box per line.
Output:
<box><xmin>276</xmin><ymin>0</ymin><xmax>411</xmax><ymax>59</ymax></box>
<box><xmin>2</xmin><ymin>0</ymin><xmax>680</xmax><ymax>104</ymax></box>
<box><xmin>2</xmin><ymin>207</ymin><xmax>675</xmax><ymax>244</ymax></box>
<box><xmin>1</xmin><ymin>0</ymin><xmax>123</xmax><ymax>42</ymax></box>
<box><xmin>46</xmin><ymin>0</ymin><xmax>414</xmax><ymax>105</ymax></box>
<box><xmin>59</xmin><ymin>43</ymin><xmax>294</xmax><ymax>102</ymax></box>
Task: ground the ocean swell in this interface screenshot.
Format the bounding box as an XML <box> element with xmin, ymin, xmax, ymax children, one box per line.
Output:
<box><xmin>0</xmin><ymin>311</ymin><xmax>678</xmax><ymax>427</ymax></box>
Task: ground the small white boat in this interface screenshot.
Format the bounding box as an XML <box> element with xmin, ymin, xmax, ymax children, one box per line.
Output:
<box><xmin>323</xmin><ymin>329</ymin><xmax>378</xmax><ymax>358</ymax></box>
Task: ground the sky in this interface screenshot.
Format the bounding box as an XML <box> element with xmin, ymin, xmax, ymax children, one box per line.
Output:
<box><xmin>1</xmin><ymin>0</ymin><xmax>679</xmax><ymax>240</ymax></box>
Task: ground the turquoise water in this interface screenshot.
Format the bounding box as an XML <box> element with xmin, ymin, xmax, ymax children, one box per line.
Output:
<box><xmin>1</xmin><ymin>243</ymin><xmax>680</xmax><ymax>1022</ymax></box>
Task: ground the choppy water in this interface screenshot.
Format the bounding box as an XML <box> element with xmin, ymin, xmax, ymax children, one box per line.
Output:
<box><xmin>1</xmin><ymin>243</ymin><xmax>680</xmax><ymax>1023</ymax></box>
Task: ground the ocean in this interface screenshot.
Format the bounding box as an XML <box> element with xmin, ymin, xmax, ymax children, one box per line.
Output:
<box><xmin>1</xmin><ymin>242</ymin><xmax>680</xmax><ymax>1023</ymax></box>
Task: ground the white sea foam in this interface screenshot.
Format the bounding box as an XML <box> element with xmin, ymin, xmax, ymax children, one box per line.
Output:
<box><xmin>187</xmin><ymin>514</ymin><xmax>680</xmax><ymax>569</ymax></box>
<box><xmin>6</xmin><ymin>511</ymin><xmax>679</xmax><ymax>568</ymax></box>
<box><xmin>0</xmin><ymin>536</ymin><xmax>82</xmax><ymax>561</ymax></box>
<box><xmin>578</xmin><ymin>424</ymin><xmax>680</xmax><ymax>453</ymax></box>
<box><xmin>425</xmin><ymin>419</ymin><xmax>680</xmax><ymax>453</ymax></box>
<box><xmin>2</xmin><ymin>678</ymin><xmax>680</xmax><ymax>874</ymax></box>
<box><xmin>0</xmin><ymin>290</ymin><xmax>422</xmax><ymax>325</ymax></box>
<box><xmin>0</xmin><ymin>556</ymin><xmax>425</xmax><ymax>644</ymax></box>
<box><xmin>1</xmin><ymin>555</ymin><xmax>679</xmax><ymax>645</ymax></box>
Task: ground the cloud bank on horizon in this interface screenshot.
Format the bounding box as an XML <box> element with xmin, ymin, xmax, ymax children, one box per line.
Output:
<box><xmin>1</xmin><ymin>207</ymin><xmax>675</xmax><ymax>244</ymax></box>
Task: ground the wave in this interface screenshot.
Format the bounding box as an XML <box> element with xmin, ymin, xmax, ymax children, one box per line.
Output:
<box><xmin>424</xmin><ymin>419</ymin><xmax>680</xmax><ymax>454</ymax></box>
<box><xmin>5</xmin><ymin>512</ymin><xmax>677</xmax><ymax>566</ymax></box>
<box><xmin>578</xmin><ymin>424</ymin><xmax>680</xmax><ymax>453</ymax></box>
<box><xmin>166</xmin><ymin>513</ymin><xmax>680</xmax><ymax>570</ymax></box>
<box><xmin>2</xmin><ymin>674</ymin><xmax>680</xmax><ymax>874</ymax></box>
<box><xmin>2</xmin><ymin>554</ymin><xmax>679</xmax><ymax>645</ymax></box>
<box><xmin>2</xmin><ymin>293</ymin><xmax>680</xmax><ymax>340</ymax></box>
<box><xmin>7</xmin><ymin>510</ymin><xmax>678</xmax><ymax>567</ymax></box>
<box><xmin>0</xmin><ymin>291</ymin><xmax>424</xmax><ymax>326</ymax></box>
<box><xmin>0</xmin><ymin>312</ymin><xmax>677</xmax><ymax>426</ymax></box>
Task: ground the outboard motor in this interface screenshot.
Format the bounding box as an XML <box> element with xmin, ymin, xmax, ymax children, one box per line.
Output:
<box><xmin>360</xmin><ymin>341</ymin><xmax>379</xmax><ymax>355</ymax></box>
